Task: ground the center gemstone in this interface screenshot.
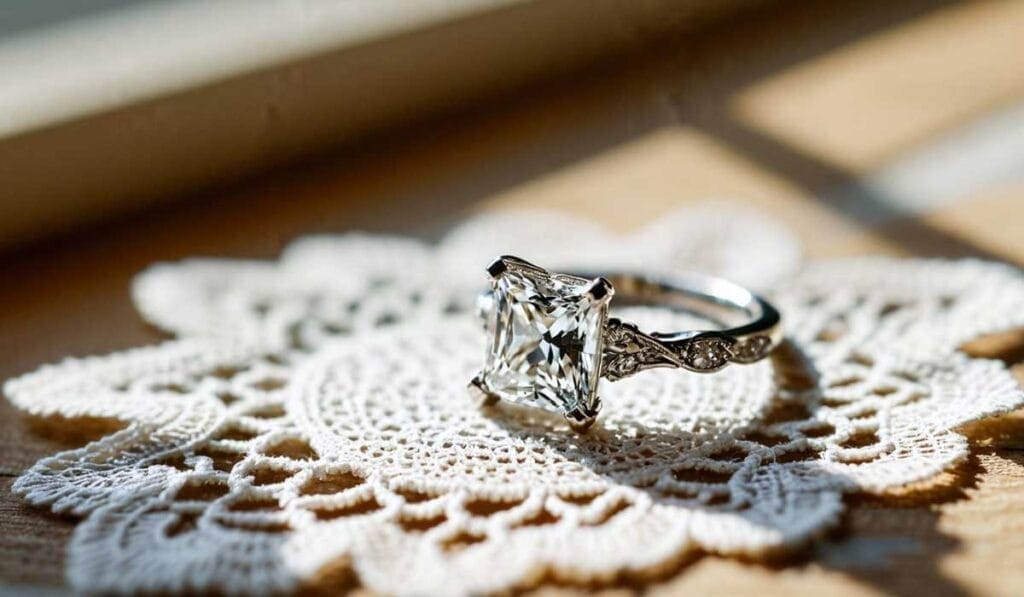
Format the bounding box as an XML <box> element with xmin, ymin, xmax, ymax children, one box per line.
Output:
<box><xmin>478</xmin><ymin>266</ymin><xmax>607</xmax><ymax>419</ymax></box>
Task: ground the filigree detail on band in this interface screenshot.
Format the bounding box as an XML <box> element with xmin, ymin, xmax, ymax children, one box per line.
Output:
<box><xmin>731</xmin><ymin>335</ymin><xmax>772</xmax><ymax>363</ymax></box>
<box><xmin>601</xmin><ymin>319</ymin><xmax>765</xmax><ymax>379</ymax></box>
<box><xmin>680</xmin><ymin>335</ymin><xmax>735</xmax><ymax>371</ymax></box>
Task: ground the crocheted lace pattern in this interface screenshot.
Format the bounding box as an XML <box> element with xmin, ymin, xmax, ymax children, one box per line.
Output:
<box><xmin>6</xmin><ymin>207</ymin><xmax>1023</xmax><ymax>595</ymax></box>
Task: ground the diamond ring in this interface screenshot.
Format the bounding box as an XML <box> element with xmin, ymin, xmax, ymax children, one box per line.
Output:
<box><xmin>469</xmin><ymin>255</ymin><xmax>782</xmax><ymax>432</ymax></box>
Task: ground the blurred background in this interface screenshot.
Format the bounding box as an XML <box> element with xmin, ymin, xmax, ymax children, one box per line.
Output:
<box><xmin>1</xmin><ymin>0</ymin><xmax>1021</xmax><ymax>254</ymax></box>
<box><xmin>1</xmin><ymin>0</ymin><xmax>1023</xmax><ymax>594</ymax></box>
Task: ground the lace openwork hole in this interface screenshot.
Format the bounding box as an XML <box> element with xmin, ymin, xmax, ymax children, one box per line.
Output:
<box><xmin>847</xmin><ymin>353</ymin><xmax>875</xmax><ymax>367</ymax></box>
<box><xmin>301</xmin><ymin>470</ymin><xmax>365</xmax><ymax>495</ymax></box>
<box><xmin>398</xmin><ymin>514</ymin><xmax>447</xmax><ymax>533</ymax></box>
<box><xmin>152</xmin><ymin>453</ymin><xmax>190</xmax><ymax>471</ymax></box>
<box><xmin>841</xmin><ymin>430</ymin><xmax>881</xmax><ymax>449</ymax></box>
<box><xmin>515</xmin><ymin>509</ymin><xmax>560</xmax><ymax>528</ymax></box>
<box><xmin>246</xmin><ymin>403</ymin><xmax>286</xmax><ymax>419</ymax></box>
<box><xmin>464</xmin><ymin>498</ymin><xmax>523</xmax><ymax>517</ymax></box>
<box><xmin>209</xmin><ymin>365</ymin><xmax>247</xmax><ymax>380</ymax></box>
<box><xmin>227</xmin><ymin>496</ymin><xmax>281</xmax><ymax>512</ymax></box>
<box><xmin>815</xmin><ymin>318</ymin><xmax>848</xmax><ymax>342</ymax></box>
<box><xmin>828</xmin><ymin>376</ymin><xmax>863</xmax><ymax>389</ymax></box>
<box><xmin>671</xmin><ymin>466</ymin><xmax>733</xmax><ymax>484</ymax></box>
<box><xmin>742</xmin><ymin>430</ymin><xmax>789</xmax><ymax>447</ymax></box>
<box><xmin>878</xmin><ymin>303</ymin><xmax>903</xmax><ymax>318</ymax></box>
<box><xmin>707</xmin><ymin>445</ymin><xmax>748</xmax><ymax>463</ymax></box>
<box><xmin>174</xmin><ymin>480</ymin><xmax>230</xmax><ymax>501</ymax></box>
<box><xmin>219</xmin><ymin>519</ymin><xmax>291</xmax><ymax>533</ymax></box>
<box><xmin>802</xmin><ymin>422</ymin><xmax>837</xmax><ymax>438</ymax></box>
<box><xmin>251</xmin><ymin>378</ymin><xmax>287</xmax><ymax>391</ymax></box>
<box><xmin>250</xmin><ymin>466</ymin><xmax>295</xmax><ymax>486</ymax></box>
<box><xmin>149</xmin><ymin>382</ymin><xmax>189</xmax><ymax>394</ymax></box>
<box><xmin>262</xmin><ymin>438</ymin><xmax>318</xmax><ymax>460</ymax></box>
<box><xmin>774</xmin><ymin>447</ymin><xmax>818</xmax><ymax>463</ymax></box>
<box><xmin>313</xmin><ymin>498</ymin><xmax>382</xmax><ymax>520</ymax></box>
<box><xmin>193</xmin><ymin>446</ymin><xmax>246</xmax><ymax>472</ymax></box>
<box><xmin>582</xmin><ymin>500</ymin><xmax>633</xmax><ymax>526</ymax></box>
<box><xmin>165</xmin><ymin>512</ymin><xmax>200</xmax><ymax>538</ymax></box>
<box><xmin>762</xmin><ymin>401</ymin><xmax>812</xmax><ymax>424</ymax></box>
<box><xmin>442</xmin><ymin>533</ymin><xmax>487</xmax><ymax>552</ymax></box>
<box><xmin>560</xmin><ymin>493</ymin><xmax>600</xmax><ymax>506</ymax></box>
<box><xmin>211</xmin><ymin>425</ymin><xmax>260</xmax><ymax>442</ymax></box>
<box><xmin>217</xmin><ymin>392</ymin><xmax>242</xmax><ymax>405</ymax></box>
<box><xmin>395</xmin><ymin>488</ymin><xmax>437</xmax><ymax>504</ymax></box>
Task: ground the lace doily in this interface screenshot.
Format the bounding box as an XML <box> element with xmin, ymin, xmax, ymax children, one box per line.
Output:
<box><xmin>6</xmin><ymin>206</ymin><xmax>1024</xmax><ymax>595</ymax></box>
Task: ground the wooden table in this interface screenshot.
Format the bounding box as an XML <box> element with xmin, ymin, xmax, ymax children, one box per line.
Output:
<box><xmin>2</xmin><ymin>1</ymin><xmax>1023</xmax><ymax>594</ymax></box>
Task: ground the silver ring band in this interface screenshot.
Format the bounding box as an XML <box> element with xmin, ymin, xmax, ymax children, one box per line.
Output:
<box><xmin>582</xmin><ymin>270</ymin><xmax>782</xmax><ymax>380</ymax></box>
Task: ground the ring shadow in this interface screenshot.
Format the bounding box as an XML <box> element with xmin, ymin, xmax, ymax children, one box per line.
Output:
<box><xmin>478</xmin><ymin>337</ymin><xmax>992</xmax><ymax>597</ymax></box>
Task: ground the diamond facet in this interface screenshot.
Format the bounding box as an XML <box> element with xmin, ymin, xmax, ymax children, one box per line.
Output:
<box><xmin>478</xmin><ymin>263</ymin><xmax>607</xmax><ymax>420</ymax></box>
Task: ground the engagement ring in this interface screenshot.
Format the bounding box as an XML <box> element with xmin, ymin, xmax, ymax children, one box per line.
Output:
<box><xmin>469</xmin><ymin>255</ymin><xmax>782</xmax><ymax>432</ymax></box>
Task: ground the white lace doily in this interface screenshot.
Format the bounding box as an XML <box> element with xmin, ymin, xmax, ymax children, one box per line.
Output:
<box><xmin>6</xmin><ymin>205</ymin><xmax>1024</xmax><ymax>595</ymax></box>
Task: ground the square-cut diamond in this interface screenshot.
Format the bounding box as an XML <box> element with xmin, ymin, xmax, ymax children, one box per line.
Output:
<box><xmin>478</xmin><ymin>266</ymin><xmax>607</xmax><ymax>419</ymax></box>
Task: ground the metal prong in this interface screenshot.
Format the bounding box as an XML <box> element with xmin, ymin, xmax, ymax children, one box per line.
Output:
<box><xmin>566</xmin><ymin>413</ymin><xmax>597</xmax><ymax>434</ymax></box>
<box><xmin>487</xmin><ymin>255</ymin><xmax>547</xmax><ymax>279</ymax></box>
<box><xmin>486</xmin><ymin>257</ymin><xmax>508</xmax><ymax>279</ymax></box>
<box><xmin>468</xmin><ymin>375</ymin><xmax>498</xmax><ymax>407</ymax></box>
<box><xmin>584</xmin><ymin>277</ymin><xmax>615</xmax><ymax>302</ymax></box>
<box><xmin>564</xmin><ymin>404</ymin><xmax>599</xmax><ymax>433</ymax></box>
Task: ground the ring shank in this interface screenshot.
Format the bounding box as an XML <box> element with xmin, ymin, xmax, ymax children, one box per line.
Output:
<box><xmin>574</xmin><ymin>270</ymin><xmax>782</xmax><ymax>376</ymax></box>
<box><xmin>594</xmin><ymin>271</ymin><xmax>780</xmax><ymax>342</ymax></box>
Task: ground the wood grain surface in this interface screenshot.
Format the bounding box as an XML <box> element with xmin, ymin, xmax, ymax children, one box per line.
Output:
<box><xmin>1</xmin><ymin>1</ymin><xmax>1022</xmax><ymax>594</ymax></box>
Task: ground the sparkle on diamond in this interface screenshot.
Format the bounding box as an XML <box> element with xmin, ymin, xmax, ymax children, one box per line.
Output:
<box><xmin>480</xmin><ymin>268</ymin><xmax>605</xmax><ymax>416</ymax></box>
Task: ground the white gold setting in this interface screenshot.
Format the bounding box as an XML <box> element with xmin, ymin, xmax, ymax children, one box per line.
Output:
<box><xmin>472</xmin><ymin>255</ymin><xmax>783</xmax><ymax>431</ymax></box>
